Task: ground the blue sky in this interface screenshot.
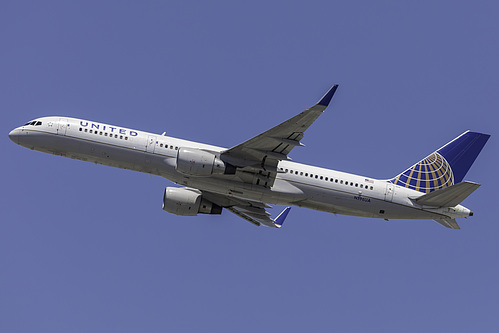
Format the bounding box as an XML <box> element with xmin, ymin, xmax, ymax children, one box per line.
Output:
<box><xmin>1</xmin><ymin>1</ymin><xmax>498</xmax><ymax>332</ymax></box>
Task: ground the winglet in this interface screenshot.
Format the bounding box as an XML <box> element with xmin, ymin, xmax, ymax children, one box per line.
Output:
<box><xmin>317</xmin><ymin>85</ymin><xmax>339</xmax><ymax>106</ymax></box>
<box><xmin>274</xmin><ymin>207</ymin><xmax>291</xmax><ymax>228</ymax></box>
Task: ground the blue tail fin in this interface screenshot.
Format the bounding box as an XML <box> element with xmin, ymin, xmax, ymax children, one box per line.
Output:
<box><xmin>390</xmin><ymin>131</ymin><xmax>490</xmax><ymax>193</ymax></box>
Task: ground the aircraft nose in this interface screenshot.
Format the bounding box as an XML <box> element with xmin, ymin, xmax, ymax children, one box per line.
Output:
<box><xmin>9</xmin><ymin>129</ymin><xmax>19</xmax><ymax>144</ymax></box>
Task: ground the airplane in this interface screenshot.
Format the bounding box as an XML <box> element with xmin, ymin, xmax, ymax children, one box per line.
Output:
<box><xmin>9</xmin><ymin>85</ymin><xmax>490</xmax><ymax>229</ymax></box>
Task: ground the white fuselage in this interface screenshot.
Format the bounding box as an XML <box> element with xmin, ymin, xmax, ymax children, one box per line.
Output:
<box><xmin>9</xmin><ymin>116</ymin><xmax>472</xmax><ymax>222</ymax></box>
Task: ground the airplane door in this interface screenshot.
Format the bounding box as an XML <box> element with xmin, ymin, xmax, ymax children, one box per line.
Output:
<box><xmin>57</xmin><ymin>118</ymin><xmax>68</xmax><ymax>135</ymax></box>
<box><xmin>146</xmin><ymin>135</ymin><xmax>156</xmax><ymax>153</ymax></box>
<box><xmin>385</xmin><ymin>183</ymin><xmax>394</xmax><ymax>202</ymax></box>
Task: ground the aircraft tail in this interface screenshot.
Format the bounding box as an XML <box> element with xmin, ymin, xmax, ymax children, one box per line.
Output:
<box><xmin>390</xmin><ymin>131</ymin><xmax>490</xmax><ymax>193</ymax></box>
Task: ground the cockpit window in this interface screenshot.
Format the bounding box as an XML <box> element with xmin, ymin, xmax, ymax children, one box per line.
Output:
<box><xmin>24</xmin><ymin>121</ymin><xmax>42</xmax><ymax>126</ymax></box>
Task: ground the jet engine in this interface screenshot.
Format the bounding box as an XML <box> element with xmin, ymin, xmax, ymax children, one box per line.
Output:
<box><xmin>162</xmin><ymin>187</ymin><xmax>222</xmax><ymax>216</ymax></box>
<box><xmin>175</xmin><ymin>148</ymin><xmax>229</xmax><ymax>176</ymax></box>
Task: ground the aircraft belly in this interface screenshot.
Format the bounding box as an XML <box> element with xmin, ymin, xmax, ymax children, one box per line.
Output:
<box><xmin>24</xmin><ymin>131</ymin><xmax>149</xmax><ymax>173</ymax></box>
<box><xmin>67</xmin><ymin>138</ymin><xmax>138</xmax><ymax>170</ymax></box>
<box><xmin>17</xmin><ymin>130</ymin><xmax>68</xmax><ymax>153</ymax></box>
<box><xmin>281</xmin><ymin>180</ymin><xmax>444</xmax><ymax>220</ymax></box>
<box><xmin>174</xmin><ymin>179</ymin><xmax>257</xmax><ymax>202</ymax></box>
<box><xmin>285</xmin><ymin>181</ymin><xmax>376</xmax><ymax>217</ymax></box>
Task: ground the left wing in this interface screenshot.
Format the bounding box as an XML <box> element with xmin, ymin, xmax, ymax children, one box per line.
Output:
<box><xmin>202</xmin><ymin>191</ymin><xmax>291</xmax><ymax>228</ymax></box>
<box><xmin>227</xmin><ymin>206</ymin><xmax>291</xmax><ymax>228</ymax></box>
<box><xmin>220</xmin><ymin>84</ymin><xmax>338</xmax><ymax>188</ymax></box>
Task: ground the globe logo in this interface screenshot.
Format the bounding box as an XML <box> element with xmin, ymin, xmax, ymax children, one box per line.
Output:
<box><xmin>391</xmin><ymin>152</ymin><xmax>454</xmax><ymax>193</ymax></box>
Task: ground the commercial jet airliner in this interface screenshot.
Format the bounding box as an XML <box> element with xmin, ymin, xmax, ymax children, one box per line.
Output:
<box><xmin>9</xmin><ymin>85</ymin><xmax>490</xmax><ymax>229</ymax></box>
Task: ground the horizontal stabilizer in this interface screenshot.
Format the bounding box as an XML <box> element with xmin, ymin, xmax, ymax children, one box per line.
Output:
<box><xmin>414</xmin><ymin>181</ymin><xmax>480</xmax><ymax>207</ymax></box>
<box><xmin>434</xmin><ymin>218</ymin><xmax>461</xmax><ymax>229</ymax></box>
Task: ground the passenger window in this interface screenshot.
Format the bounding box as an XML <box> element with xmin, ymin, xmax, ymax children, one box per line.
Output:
<box><xmin>125</xmin><ymin>137</ymin><xmax>128</xmax><ymax>140</ymax></box>
<box><xmin>320</xmin><ymin>176</ymin><xmax>323</xmax><ymax>180</ymax></box>
<box><xmin>160</xmin><ymin>143</ymin><xmax>163</xmax><ymax>147</ymax></box>
<box><xmin>295</xmin><ymin>171</ymin><xmax>298</xmax><ymax>175</ymax></box>
<box><xmin>360</xmin><ymin>184</ymin><xmax>363</xmax><ymax>188</ymax></box>
<box><xmin>315</xmin><ymin>175</ymin><xmax>318</xmax><ymax>179</ymax></box>
<box><xmin>370</xmin><ymin>186</ymin><xmax>373</xmax><ymax>190</ymax></box>
<box><xmin>355</xmin><ymin>183</ymin><xmax>358</xmax><ymax>187</ymax></box>
<box><xmin>100</xmin><ymin>132</ymin><xmax>103</xmax><ymax>135</ymax></box>
<box><xmin>90</xmin><ymin>130</ymin><xmax>93</xmax><ymax>133</ymax></box>
<box><xmin>340</xmin><ymin>180</ymin><xmax>343</xmax><ymax>184</ymax></box>
<box><xmin>175</xmin><ymin>147</ymin><xmax>178</xmax><ymax>150</ymax></box>
<box><xmin>105</xmin><ymin>133</ymin><xmax>108</xmax><ymax>136</ymax></box>
<box><xmin>115</xmin><ymin>134</ymin><xmax>118</xmax><ymax>138</ymax></box>
<box><xmin>120</xmin><ymin>135</ymin><xmax>123</xmax><ymax>139</ymax></box>
<box><xmin>325</xmin><ymin>177</ymin><xmax>328</xmax><ymax>181</ymax></box>
<box><xmin>335</xmin><ymin>179</ymin><xmax>338</xmax><ymax>183</ymax></box>
<box><xmin>300</xmin><ymin>172</ymin><xmax>303</xmax><ymax>176</ymax></box>
<box><xmin>84</xmin><ymin>129</ymin><xmax>88</xmax><ymax>132</ymax></box>
<box><xmin>79</xmin><ymin>128</ymin><xmax>82</xmax><ymax>131</ymax></box>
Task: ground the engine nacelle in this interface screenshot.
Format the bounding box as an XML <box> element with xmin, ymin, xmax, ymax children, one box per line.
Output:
<box><xmin>162</xmin><ymin>187</ymin><xmax>222</xmax><ymax>216</ymax></box>
<box><xmin>175</xmin><ymin>148</ymin><xmax>227</xmax><ymax>177</ymax></box>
